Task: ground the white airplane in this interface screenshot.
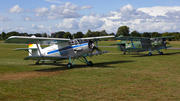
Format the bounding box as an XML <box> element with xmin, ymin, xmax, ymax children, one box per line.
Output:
<box><xmin>5</xmin><ymin>35</ymin><xmax>114</xmax><ymax>68</ymax></box>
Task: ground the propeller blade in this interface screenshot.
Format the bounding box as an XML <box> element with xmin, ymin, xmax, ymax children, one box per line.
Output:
<box><xmin>88</xmin><ymin>40</ymin><xmax>101</xmax><ymax>57</ymax></box>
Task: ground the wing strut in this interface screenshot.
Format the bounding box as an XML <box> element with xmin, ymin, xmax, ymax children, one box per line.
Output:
<box><xmin>36</xmin><ymin>43</ymin><xmax>42</xmax><ymax>56</ymax></box>
<box><xmin>131</xmin><ymin>40</ymin><xmax>135</xmax><ymax>48</ymax></box>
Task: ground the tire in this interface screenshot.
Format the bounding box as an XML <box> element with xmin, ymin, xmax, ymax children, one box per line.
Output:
<box><xmin>35</xmin><ymin>62</ymin><xmax>39</xmax><ymax>65</ymax></box>
<box><xmin>148</xmin><ymin>53</ymin><xmax>152</xmax><ymax>56</ymax></box>
<box><xmin>88</xmin><ymin>61</ymin><xmax>93</xmax><ymax>66</ymax></box>
<box><xmin>67</xmin><ymin>63</ymin><xmax>72</xmax><ymax>69</ymax></box>
<box><xmin>160</xmin><ymin>52</ymin><xmax>163</xmax><ymax>55</ymax></box>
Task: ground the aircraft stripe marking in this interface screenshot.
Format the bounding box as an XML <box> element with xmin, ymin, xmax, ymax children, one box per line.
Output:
<box><xmin>47</xmin><ymin>43</ymin><xmax>88</xmax><ymax>54</ymax></box>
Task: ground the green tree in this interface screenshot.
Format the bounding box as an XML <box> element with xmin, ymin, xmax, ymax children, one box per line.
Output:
<box><xmin>116</xmin><ymin>26</ymin><xmax>130</xmax><ymax>36</ymax></box>
<box><xmin>42</xmin><ymin>33</ymin><xmax>47</xmax><ymax>37</ymax></box>
<box><xmin>100</xmin><ymin>30</ymin><xmax>108</xmax><ymax>36</ymax></box>
<box><xmin>55</xmin><ymin>31</ymin><xmax>65</xmax><ymax>38</ymax></box>
<box><xmin>109</xmin><ymin>32</ymin><xmax>115</xmax><ymax>35</ymax></box>
<box><xmin>130</xmin><ymin>30</ymin><xmax>141</xmax><ymax>37</ymax></box>
<box><xmin>141</xmin><ymin>32</ymin><xmax>151</xmax><ymax>37</ymax></box>
<box><xmin>162</xmin><ymin>32</ymin><xmax>174</xmax><ymax>41</ymax></box>
<box><xmin>5</xmin><ymin>31</ymin><xmax>20</xmax><ymax>39</ymax></box>
<box><xmin>1</xmin><ymin>32</ymin><xmax>6</xmax><ymax>40</ymax></box>
<box><xmin>151</xmin><ymin>32</ymin><xmax>161</xmax><ymax>37</ymax></box>
<box><xmin>35</xmin><ymin>33</ymin><xmax>42</xmax><ymax>37</ymax></box>
<box><xmin>86</xmin><ymin>29</ymin><xmax>92</xmax><ymax>37</ymax></box>
<box><xmin>74</xmin><ymin>31</ymin><xmax>84</xmax><ymax>38</ymax></box>
<box><xmin>63</xmin><ymin>32</ymin><xmax>72</xmax><ymax>39</ymax></box>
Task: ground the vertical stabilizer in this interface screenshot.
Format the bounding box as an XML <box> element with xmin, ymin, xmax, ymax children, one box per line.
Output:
<box><xmin>28</xmin><ymin>44</ymin><xmax>43</xmax><ymax>56</ymax></box>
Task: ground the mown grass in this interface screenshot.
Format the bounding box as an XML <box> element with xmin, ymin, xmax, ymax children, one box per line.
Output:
<box><xmin>0</xmin><ymin>42</ymin><xmax>180</xmax><ymax>100</ymax></box>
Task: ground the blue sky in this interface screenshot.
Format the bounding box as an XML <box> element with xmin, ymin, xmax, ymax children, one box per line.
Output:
<box><xmin>0</xmin><ymin>0</ymin><xmax>180</xmax><ymax>35</ymax></box>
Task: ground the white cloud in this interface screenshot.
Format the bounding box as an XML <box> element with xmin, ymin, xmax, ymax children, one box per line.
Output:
<box><xmin>34</xmin><ymin>7</ymin><xmax>50</xmax><ymax>17</ymax></box>
<box><xmin>9</xmin><ymin>5</ymin><xmax>24</xmax><ymax>13</ymax></box>
<box><xmin>45</xmin><ymin>0</ymin><xmax>62</xmax><ymax>3</ymax></box>
<box><xmin>79</xmin><ymin>15</ymin><xmax>105</xmax><ymax>30</ymax></box>
<box><xmin>34</xmin><ymin>2</ymin><xmax>93</xmax><ymax>19</ymax></box>
<box><xmin>0</xmin><ymin>17</ymin><xmax>11</xmax><ymax>22</ymax></box>
<box><xmin>55</xmin><ymin>18</ymin><xmax>79</xmax><ymax>29</ymax></box>
<box><xmin>137</xmin><ymin>6</ymin><xmax>180</xmax><ymax>17</ymax></box>
<box><xmin>32</xmin><ymin>24</ymin><xmax>44</xmax><ymax>29</ymax></box>
<box><xmin>81</xmin><ymin>5</ymin><xmax>93</xmax><ymax>10</ymax></box>
<box><xmin>0</xmin><ymin>27</ymin><xmax>10</xmax><ymax>32</ymax></box>
<box><xmin>23</xmin><ymin>16</ymin><xmax>32</xmax><ymax>21</ymax></box>
<box><xmin>3</xmin><ymin>3</ymin><xmax>180</xmax><ymax>34</ymax></box>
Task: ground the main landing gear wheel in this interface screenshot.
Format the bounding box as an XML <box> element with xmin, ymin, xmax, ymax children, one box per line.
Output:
<box><xmin>160</xmin><ymin>52</ymin><xmax>164</xmax><ymax>55</ymax></box>
<box><xmin>148</xmin><ymin>53</ymin><xmax>152</xmax><ymax>56</ymax></box>
<box><xmin>67</xmin><ymin>63</ymin><xmax>72</xmax><ymax>69</ymax></box>
<box><xmin>123</xmin><ymin>52</ymin><xmax>126</xmax><ymax>55</ymax></box>
<box><xmin>87</xmin><ymin>61</ymin><xmax>93</xmax><ymax>66</ymax></box>
<box><xmin>35</xmin><ymin>62</ymin><xmax>39</xmax><ymax>65</ymax></box>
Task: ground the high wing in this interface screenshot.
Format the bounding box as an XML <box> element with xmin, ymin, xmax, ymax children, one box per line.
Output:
<box><xmin>115</xmin><ymin>35</ymin><xmax>149</xmax><ymax>41</ymax></box>
<box><xmin>4</xmin><ymin>35</ymin><xmax>114</xmax><ymax>44</ymax></box>
<box><xmin>4</xmin><ymin>36</ymin><xmax>70</xmax><ymax>44</ymax></box>
<box><xmin>81</xmin><ymin>35</ymin><xmax>115</xmax><ymax>41</ymax></box>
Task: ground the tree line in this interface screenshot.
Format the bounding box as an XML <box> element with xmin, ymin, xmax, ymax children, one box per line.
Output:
<box><xmin>0</xmin><ymin>25</ymin><xmax>179</xmax><ymax>41</ymax></box>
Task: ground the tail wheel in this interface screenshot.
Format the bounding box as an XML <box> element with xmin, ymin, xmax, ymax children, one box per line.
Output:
<box><xmin>160</xmin><ymin>52</ymin><xmax>164</xmax><ymax>55</ymax></box>
<box><xmin>88</xmin><ymin>61</ymin><xmax>93</xmax><ymax>66</ymax></box>
<box><xmin>67</xmin><ymin>63</ymin><xmax>72</xmax><ymax>69</ymax></box>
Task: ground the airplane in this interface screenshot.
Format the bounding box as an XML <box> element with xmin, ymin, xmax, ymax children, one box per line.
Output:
<box><xmin>111</xmin><ymin>35</ymin><xmax>175</xmax><ymax>56</ymax></box>
<box><xmin>4</xmin><ymin>35</ymin><xmax>114</xmax><ymax>68</ymax></box>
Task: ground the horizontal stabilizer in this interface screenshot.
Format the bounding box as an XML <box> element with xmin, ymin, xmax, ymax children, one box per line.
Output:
<box><xmin>14</xmin><ymin>48</ymin><xmax>37</xmax><ymax>51</ymax></box>
<box><xmin>157</xmin><ymin>46</ymin><xmax>172</xmax><ymax>50</ymax></box>
<box><xmin>89</xmin><ymin>51</ymin><xmax>109</xmax><ymax>56</ymax></box>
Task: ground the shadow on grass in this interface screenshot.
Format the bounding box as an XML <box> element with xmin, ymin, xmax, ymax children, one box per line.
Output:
<box><xmin>128</xmin><ymin>52</ymin><xmax>180</xmax><ymax>57</ymax></box>
<box><xmin>34</xmin><ymin>60</ymin><xmax>134</xmax><ymax>72</ymax></box>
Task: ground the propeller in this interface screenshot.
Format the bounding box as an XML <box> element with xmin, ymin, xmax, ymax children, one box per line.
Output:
<box><xmin>162</xmin><ymin>38</ymin><xmax>169</xmax><ymax>50</ymax></box>
<box><xmin>88</xmin><ymin>40</ymin><xmax>101</xmax><ymax>56</ymax></box>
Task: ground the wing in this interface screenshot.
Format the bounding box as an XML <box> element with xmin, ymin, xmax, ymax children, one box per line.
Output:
<box><xmin>80</xmin><ymin>35</ymin><xmax>115</xmax><ymax>41</ymax></box>
<box><xmin>24</xmin><ymin>56</ymin><xmax>69</xmax><ymax>61</ymax></box>
<box><xmin>115</xmin><ymin>35</ymin><xmax>149</xmax><ymax>41</ymax></box>
<box><xmin>4</xmin><ymin>36</ymin><xmax>70</xmax><ymax>44</ymax></box>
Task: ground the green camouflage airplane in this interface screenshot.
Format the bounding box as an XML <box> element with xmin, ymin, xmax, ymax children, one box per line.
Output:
<box><xmin>111</xmin><ymin>35</ymin><xmax>175</xmax><ymax>56</ymax></box>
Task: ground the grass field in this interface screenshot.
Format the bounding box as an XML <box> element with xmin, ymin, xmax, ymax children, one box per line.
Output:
<box><xmin>0</xmin><ymin>41</ymin><xmax>180</xmax><ymax>100</ymax></box>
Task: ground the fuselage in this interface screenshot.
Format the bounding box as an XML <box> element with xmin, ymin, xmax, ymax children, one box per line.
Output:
<box><xmin>117</xmin><ymin>39</ymin><xmax>166</xmax><ymax>52</ymax></box>
<box><xmin>29</xmin><ymin>39</ymin><xmax>92</xmax><ymax>57</ymax></box>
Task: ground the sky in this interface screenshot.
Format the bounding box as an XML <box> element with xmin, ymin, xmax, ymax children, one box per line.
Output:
<box><xmin>0</xmin><ymin>0</ymin><xmax>180</xmax><ymax>35</ymax></box>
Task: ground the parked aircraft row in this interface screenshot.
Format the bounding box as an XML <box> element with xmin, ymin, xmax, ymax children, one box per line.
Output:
<box><xmin>4</xmin><ymin>35</ymin><xmax>174</xmax><ymax>68</ymax></box>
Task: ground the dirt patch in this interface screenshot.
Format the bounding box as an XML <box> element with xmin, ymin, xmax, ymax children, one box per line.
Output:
<box><xmin>0</xmin><ymin>71</ymin><xmax>64</xmax><ymax>81</ymax></box>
